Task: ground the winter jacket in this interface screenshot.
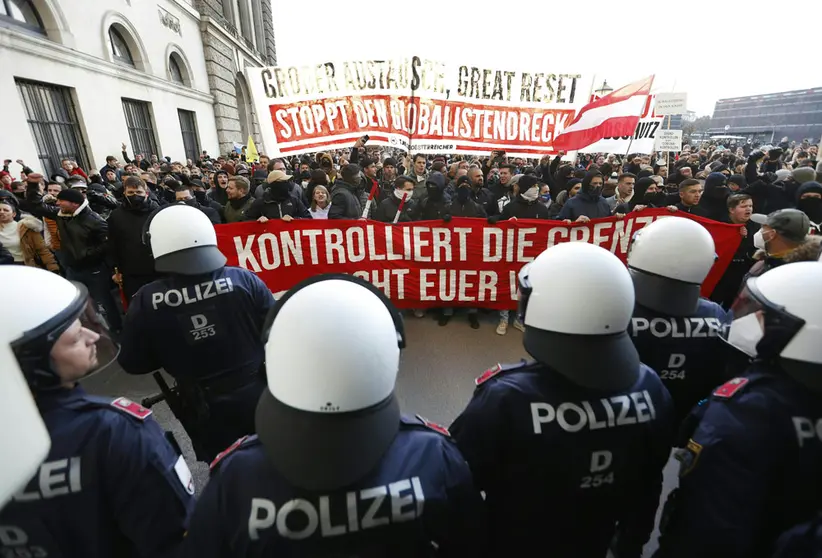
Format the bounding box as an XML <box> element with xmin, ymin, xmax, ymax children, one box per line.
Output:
<box><xmin>55</xmin><ymin>200</ymin><xmax>110</xmax><ymax>270</ymax></box>
<box><xmin>374</xmin><ymin>195</ymin><xmax>416</xmax><ymax>223</ymax></box>
<box><xmin>328</xmin><ymin>181</ymin><xmax>362</xmax><ymax>219</ymax></box>
<box><xmin>558</xmin><ymin>191</ymin><xmax>611</xmax><ymax>220</ymax></box>
<box><xmin>501</xmin><ymin>196</ymin><xmax>554</xmax><ymax>220</ymax></box>
<box><xmin>447</xmin><ymin>197</ymin><xmax>486</xmax><ymax>218</ymax></box>
<box><xmin>107</xmin><ymin>198</ymin><xmax>160</xmax><ymax>277</ymax></box>
<box><xmin>223</xmin><ymin>195</ymin><xmax>255</xmax><ymax>223</ymax></box>
<box><xmin>697</xmin><ymin>173</ymin><xmax>731</xmax><ymax>222</ymax></box>
<box><xmin>745</xmin><ymin>236</ymin><xmax>822</xmax><ymax>281</ymax></box>
<box><xmin>17</xmin><ymin>215</ymin><xmax>58</xmax><ymax>271</ymax></box>
<box><xmin>245</xmin><ymin>194</ymin><xmax>310</xmax><ymax>221</ymax></box>
<box><xmin>674</xmin><ymin>202</ymin><xmax>708</xmax><ymax>217</ymax></box>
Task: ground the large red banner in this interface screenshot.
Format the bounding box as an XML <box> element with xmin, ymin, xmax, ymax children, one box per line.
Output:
<box><xmin>215</xmin><ymin>209</ymin><xmax>742</xmax><ymax>310</ymax></box>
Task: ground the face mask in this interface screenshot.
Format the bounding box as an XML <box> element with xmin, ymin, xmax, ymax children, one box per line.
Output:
<box><xmin>521</xmin><ymin>187</ymin><xmax>539</xmax><ymax>202</ymax></box>
<box><xmin>302</xmin><ymin>181</ymin><xmax>309</xmax><ymax>188</ymax></box>
<box><xmin>193</xmin><ymin>190</ymin><xmax>207</xmax><ymax>203</ymax></box>
<box><xmin>753</xmin><ymin>229</ymin><xmax>768</xmax><ymax>251</ymax></box>
<box><xmin>643</xmin><ymin>191</ymin><xmax>668</xmax><ymax>206</ymax></box>
<box><xmin>125</xmin><ymin>194</ymin><xmax>146</xmax><ymax>207</ymax></box>
<box><xmin>427</xmin><ymin>186</ymin><xmax>443</xmax><ymax>200</ymax></box>
<box><xmin>586</xmin><ymin>185</ymin><xmax>603</xmax><ymax>197</ymax></box>
<box><xmin>798</xmin><ymin>197</ymin><xmax>822</xmax><ymax>224</ymax></box>
<box><xmin>394</xmin><ymin>189</ymin><xmax>407</xmax><ymax>200</ymax></box>
<box><xmin>269</xmin><ymin>182</ymin><xmax>290</xmax><ymax>198</ymax></box>
<box><xmin>456</xmin><ymin>188</ymin><xmax>471</xmax><ymax>203</ymax></box>
<box><xmin>540</xmin><ymin>193</ymin><xmax>551</xmax><ymax>203</ymax></box>
<box><xmin>726</xmin><ymin>312</ymin><xmax>764</xmax><ymax>358</ymax></box>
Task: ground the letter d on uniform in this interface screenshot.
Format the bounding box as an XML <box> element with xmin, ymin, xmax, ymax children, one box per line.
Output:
<box><xmin>668</xmin><ymin>353</ymin><xmax>686</xmax><ymax>368</ymax></box>
<box><xmin>191</xmin><ymin>314</ymin><xmax>208</xmax><ymax>329</ymax></box>
<box><xmin>249</xmin><ymin>498</ymin><xmax>276</xmax><ymax>541</ymax></box>
<box><xmin>590</xmin><ymin>450</ymin><xmax>612</xmax><ymax>473</ymax></box>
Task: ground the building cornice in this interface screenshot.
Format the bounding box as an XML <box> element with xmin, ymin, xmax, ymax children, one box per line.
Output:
<box><xmin>166</xmin><ymin>0</ymin><xmax>201</xmax><ymax>21</ymax></box>
<box><xmin>0</xmin><ymin>27</ymin><xmax>214</xmax><ymax>104</ymax></box>
<box><xmin>200</xmin><ymin>15</ymin><xmax>264</xmax><ymax>67</ymax></box>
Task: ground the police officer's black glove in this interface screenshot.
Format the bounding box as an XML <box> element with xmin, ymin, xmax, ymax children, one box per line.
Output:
<box><xmin>487</xmin><ymin>215</ymin><xmax>501</xmax><ymax>225</ymax></box>
<box><xmin>443</xmin><ymin>214</ymin><xmax>452</xmax><ymax>223</ymax></box>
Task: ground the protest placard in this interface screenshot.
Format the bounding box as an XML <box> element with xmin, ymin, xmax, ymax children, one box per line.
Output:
<box><xmin>215</xmin><ymin>210</ymin><xmax>741</xmax><ymax>309</ymax></box>
<box><xmin>246</xmin><ymin>58</ymin><xmax>593</xmax><ymax>157</ymax></box>
<box><xmin>655</xmin><ymin>130</ymin><xmax>683</xmax><ymax>152</ymax></box>
<box><xmin>654</xmin><ymin>92</ymin><xmax>688</xmax><ymax>116</ymax></box>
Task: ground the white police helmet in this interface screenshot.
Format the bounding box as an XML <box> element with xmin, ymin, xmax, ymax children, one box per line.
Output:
<box><xmin>0</xmin><ymin>266</ymin><xmax>119</xmax><ymax>507</ymax></box>
<box><xmin>143</xmin><ymin>204</ymin><xmax>226</xmax><ymax>275</ymax></box>
<box><xmin>256</xmin><ymin>274</ymin><xmax>405</xmax><ymax>491</ymax></box>
<box><xmin>517</xmin><ymin>242</ymin><xmax>640</xmax><ymax>390</ymax></box>
<box><xmin>725</xmin><ymin>262</ymin><xmax>822</xmax><ymax>376</ymax></box>
<box><xmin>628</xmin><ymin>216</ymin><xmax>716</xmax><ymax>316</ymax></box>
<box><xmin>0</xmin><ymin>266</ymin><xmax>119</xmax><ymax>390</ymax></box>
<box><xmin>0</xmin><ymin>340</ymin><xmax>50</xmax><ymax>509</ymax></box>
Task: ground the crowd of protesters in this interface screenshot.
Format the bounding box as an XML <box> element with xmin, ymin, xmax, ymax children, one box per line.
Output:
<box><xmin>2</xmin><ymin>134</ymin><xmax>821</xmax><ymax>336</ymax></box>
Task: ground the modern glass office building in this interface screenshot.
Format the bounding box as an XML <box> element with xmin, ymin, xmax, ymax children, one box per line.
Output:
<box><xmin>709</xmin><ymin>88</ymin><xmax>822</xmax><ymax>144</ymax></box>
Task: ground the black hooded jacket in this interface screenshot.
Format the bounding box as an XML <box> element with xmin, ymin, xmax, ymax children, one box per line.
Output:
<box><xmin>796</xmin><ymin>181</ymin><xmax>822</xmax><ymax>224</ymax></box>
<box><xmin>615</xmin><ymin>177</ymin><xmax>665</xmax><ymax>214</ymax></box>
<box><xmin>208</xmin><ymin>170</ymin><xmax>230</xmax><ymax>206</ymax></box>
<box><xmin>698</xmin><ymin>173</ymin><xmax>731</xmax><ymax>222</ymax></box>
<box><xmin>416</xmin><ymin>173</ymin><xmax>450</xmax><ymax>220</ymax></box>
<box><xmin>328</xmin><ymin>180</ymin><xmax>363</xmax><ymax>219</ymax></box>
<box><xmin>374</xmin><ymin>193</ymin><xmax>416</xmax><ymax>223</ymax></box>
<box><xmin>557</xmin><ymin>171</ymin><xmax>611</xmax><ymax>220</ymax></box>
<box><xmin>107</xmin><ymin>197</ymin><xmax>160</xmax><ymax>276</ymax></box>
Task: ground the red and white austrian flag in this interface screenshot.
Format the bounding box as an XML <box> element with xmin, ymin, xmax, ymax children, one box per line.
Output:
<box><xmin>552</xmin><ymin>75</ymin><xmax>655</xmax><ymax>151</ymax></box>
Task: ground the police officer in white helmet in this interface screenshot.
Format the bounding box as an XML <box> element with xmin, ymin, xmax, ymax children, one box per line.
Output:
<box><xmin>656</xmin><ymin>262</ymin><xmax>822</xmax><ymax>557</ymax></box>
<box><xmin>0</xmin><ymin>338</ymin><xmax>50</xmax><ymax>510</ymax></box>
<box><xmin>0</xmin><ymin>266</ymin><xmax>193</xmax><ymax>557</ymax></box>
<box><xmin>450</xmin><ymin>242</ymin><xmax>675</xmax><ymax>557</ymax></box>
<box><xmin>181</xmin><ymin>274</ymin><xmax>487</xmax><ymax>557</ymax></box>
<box><xmin>627</xmin><ymin>216</ymin><xmax>731</xmax><ymax>425</ymax></box>
<box><xmin>118</xmin><ymin>204</ymin><xmax>274</xmax><ymax>462</ymax></box>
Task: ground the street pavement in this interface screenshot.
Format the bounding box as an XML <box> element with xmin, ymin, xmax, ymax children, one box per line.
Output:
<box><xmin>83</xmin><ymin>309</ymin><xmax>676</xmax><ymax>556</ymax></box>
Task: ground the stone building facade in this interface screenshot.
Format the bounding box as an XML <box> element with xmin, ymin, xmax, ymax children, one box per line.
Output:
<box><xmin>195</xmin><ymin>0</ymin><xmax>276</xmax><ymax>156</ymax></box>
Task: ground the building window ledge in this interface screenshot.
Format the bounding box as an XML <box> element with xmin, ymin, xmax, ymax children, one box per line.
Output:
<box><xmin>0</xmin><ymin>26</ymin><xmax>214</xmax><ymax>104</ymax></box>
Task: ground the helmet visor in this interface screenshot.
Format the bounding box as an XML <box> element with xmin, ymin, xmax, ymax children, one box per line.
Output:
<box><xmin>12</xmin><ymin>286</ymin><xmax>120</xmax><ymax>386</ymax></box>
<box><xmin>69</xmin><ymin>297</ymin><xmax>120</xmax><ymax>377</ymax></box>
<box><xmin>723</xmin><ymin>279</ymin><xmax>804</xmax><ymax>359</ymax></box>
<box><xmin>517</xmin><ymin>262</ymin><xmax>533</xmax><ymax>324</ymax></box>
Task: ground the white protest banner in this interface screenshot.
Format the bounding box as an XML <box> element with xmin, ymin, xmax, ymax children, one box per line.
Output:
<box><xmin>246</xmin><ymin>58</ymin><xmax>593</xmax><ymax>157</ymax></box>
<box><xmin>578</xmin><ymin>96</ymin><xmax>663</xmax><ymax>155</ymax></box>
<box><xmin>654</xmin><ymin>92</ymin><xmax>687</xmax><ymax>116</ymax></box>
<box><xmin>654</xmin><ymin>130</ymin><xmax>683</xmax><ymax>152</ymax></box>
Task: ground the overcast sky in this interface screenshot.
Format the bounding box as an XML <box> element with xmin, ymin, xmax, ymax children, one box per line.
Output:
<box><xmin>271</xmin><ymin>0</ymin><xmax>821</xmax><ymax>116</ymax></box>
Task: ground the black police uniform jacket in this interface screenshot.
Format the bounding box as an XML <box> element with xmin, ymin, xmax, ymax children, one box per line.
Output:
<box><xmin>180</xmin><ymin>417</ymin><xmax>488</xmax><ymax>557</ymax></box>
<box><xmin>656</xmin><ymin>364</ymin><xmax>822</xmax><ymax>558</ymax></box>
<box><xmin>0</xmin><ymin>386</ymin><xmax>194</xmax><ymax>558</ymax></box>
<box><xmin>118</xmin><ymin>266</ymin><xmax>275</xmax><ymax>459</ymax></box>
<box><xmin>450</xmin><ymin>361</ymin><xmax>675</xmax><ymax>558</ymax></box>
<box><xmin>629</xmin><ymin>298</ymin><xmax>731</xmax><ymax>425</ymax></box>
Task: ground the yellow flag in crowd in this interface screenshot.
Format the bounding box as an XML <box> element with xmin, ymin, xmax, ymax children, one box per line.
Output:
<box><xmin>246</xmin><ymin>136</ymin><xmax>259</xmax><ymax>163</ymax></box>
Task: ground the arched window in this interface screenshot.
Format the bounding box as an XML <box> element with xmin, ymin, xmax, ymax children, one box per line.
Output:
<box><xmin>0</xmin><ymin>0</ymin><xmax>45</xmax><ymax>34</ymax></box>
<box><xmin>169</xmin><ymin>55</ymin><xmax>184</xmax><ymax>85</ymax></box>
<box><xmin>108</xmin><ymin>25</ymin><xmax>133</xmax><ymax>66</ymax></box>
